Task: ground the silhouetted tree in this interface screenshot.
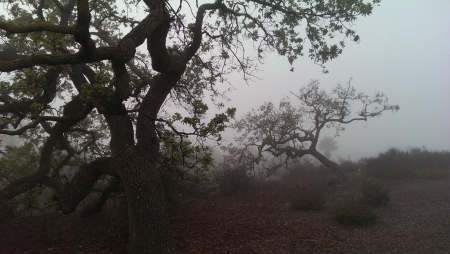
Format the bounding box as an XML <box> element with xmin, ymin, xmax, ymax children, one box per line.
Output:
<box><xmin>227</xmin><ymin>79</ymin><xmax>399</xmax><ymax>182</ymax></box>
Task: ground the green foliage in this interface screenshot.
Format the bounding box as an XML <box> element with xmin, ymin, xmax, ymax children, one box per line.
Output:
<box><xmin>1</xmin><ymin>143</ymin><xmax>48</xmax><ymax>212</ymax></box>
<box><xmin>364</xmin><ymin>148</ymin><xmax>450</xmax><ymax>180</ymax></box>
<box><xmin>290</xmin><ymin>187</ymin><xmax>326</xmax><ymax>211</ymax></box>
<box><xmin>0</xmin><ymin>139</ymin><xmax>106</xmax><ymax>215</ymax></box>
<box><xmin>331</xmin><ymin>196</ymin><xmax>378</xmax><ymax>226</ymax></box>
<box><xmin>0</xmin><ymin>142</ymin><xmax>40</xmax><ymax>188</ymax></box>
<box><xmin>80</xmin><ymin>83</ymin><xmax>105</xmax><ymax>100</ymax></box>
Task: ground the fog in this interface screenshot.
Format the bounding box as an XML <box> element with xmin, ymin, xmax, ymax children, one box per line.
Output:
<box><xmin>219</xmin><ymin>0</ymin><xmax>450</xmax><ymax>161</ymax></box>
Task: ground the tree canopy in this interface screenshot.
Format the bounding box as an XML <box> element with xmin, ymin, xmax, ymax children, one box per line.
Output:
<box><xmin>0</xmin><ymin>0</ymin><xmax>382</xmax><ymax>252</ymax></box>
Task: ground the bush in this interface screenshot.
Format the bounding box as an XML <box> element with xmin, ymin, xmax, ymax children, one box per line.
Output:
<box><xmin>159</xmin><ymin>162</ymin><xmax>216</xmax><ymax>216</ymax></box>
<box><xmin>214</xmin><ymin>167</ymin><xmax>255</xmax><ymax>195</ymax></box>
<box><xmin>339</xmin><ymin>158</ymin><xmax>364</xmax><ymax>174</ymax></box>
<box><xmin>290</xmin><ymin>188</ymin><xmax>326</xmax><ymax>211</ymax></box>
<box><xmin>364</xmin><ymin>147</ymin><xmax>450</xmax><ymax>180</ymax></box>
<box><xmin>360</xmin><ymin>183</ymin><xmax>390</xmax><ymax>207</ymax></box>
<box><xmin>281</xmin><ymin>161</ymin><xmax>335</xmax><ymax>185</ymax></box>
<box><xmin>327</xmin><ymin>176</ymin><xmax>341</xmax><ymax>185</ymax></box>
<box><xmin>331</xmin><ymin>196</ymin><xmax>378</xmax><ymax>226</ymax></box>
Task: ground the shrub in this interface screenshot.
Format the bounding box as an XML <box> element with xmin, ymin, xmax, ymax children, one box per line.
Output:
<box><xmin>414</xmin><ymin>167</ymin><xmax>450</xmax><ymax>180</ymax></box>
<box><xmin>360</xmin><ymin>183</ymin><xmax>390</xmax><ymax>207</ymax></box>
<box><xmin>327</xmin><ymin>176</ymin><xmax>341</xmax><ymax>185</ymax></box>
<box><xmin>290</xmin><ymin>188</ymin><xmax>326</xmax><ymax>211</ymax></box>
<box><xmin>281</xmin><ymin>161</ymin><xmax>336</xmax><ymax>186</ymax></box>
<box><xmin>160</xmin><ymin>162</ymin><xmax>217</xmax><ymax>216</ymax></box>
<box><xmin>364</xmin><ymin>147</ymin><xmax>450</xmax><ymax>180</ymax></box>
<box><xmin>339</xmin><ymin>158</ymin><xmax>364</xmax><ymax>174</ymax></box>
<box><xmin>214</xmin><ymin>167</ymin><xmax>255</xmax><ymax>195</ymax></box>
<box><xmin>331</xmin><ymin>196</ymin><xmax>378</xmax><ymax>226</ymax></box>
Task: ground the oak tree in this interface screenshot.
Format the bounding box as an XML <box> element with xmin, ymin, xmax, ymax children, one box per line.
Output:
<box><xmin>0</xmin><ymin>0</ymin><xmax>381</xmax><ymax>252</ymax></box>
<box><xmin>227</xmin><ymin>79</ymin><xmax>399</xmax><ymax>182</ymax></box>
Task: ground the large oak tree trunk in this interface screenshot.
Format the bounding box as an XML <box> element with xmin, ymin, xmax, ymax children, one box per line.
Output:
<box><xmin>105</xmin><ymin>109</ymin><xmax>177</xmax><ymax>253</ymax></box>
<box><xmin>118</xmin><ymin>154</ymin><xmax>176</xmax><ymax>254</ymax></box>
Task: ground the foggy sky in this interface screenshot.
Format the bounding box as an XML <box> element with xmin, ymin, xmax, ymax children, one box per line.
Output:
<box><xmin>221</xmin><ymin>0</ymin><xmax>450</xmax><ymax>160</ymax></box>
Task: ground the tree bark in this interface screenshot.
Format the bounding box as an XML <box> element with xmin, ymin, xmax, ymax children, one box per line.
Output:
<box><xmin>118</xmin><ymin>154</ymin><xmax>176</xmax><ymax>254</ymax></box>
<box><xmin>104</xmin><ymin>110</ymin><xmax>176</xmax><ymax>253</ymax></box>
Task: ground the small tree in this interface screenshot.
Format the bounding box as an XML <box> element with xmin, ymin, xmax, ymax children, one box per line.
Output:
<box><xmin>318</xmin><ymin>136</ymin><xmax>338</xmax><ymax>159</ymax></box>
<box><xmin>229</xmin><ymin>79</ymin><xmax>399</xmax><ymax>182</ymax></box>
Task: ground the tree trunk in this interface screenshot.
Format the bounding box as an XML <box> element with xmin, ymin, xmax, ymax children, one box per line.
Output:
<box><xmin>310</xmin><ymin>149</ymin><xmax>348</xmax><ymax>183</ymax></box>
<box><xmin>118</xmin><ymin>154</ymin><xmax>176</xmax><ymax>254</ymax></box>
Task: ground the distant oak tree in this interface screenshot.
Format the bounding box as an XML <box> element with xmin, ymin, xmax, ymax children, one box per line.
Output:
<box><xmin>226</xmin><ymin>79</ymin><xmax>399</xmax><ymax>182</ymax></box>
<box><xmin>0</xmin><ymin>0</ymin><xmax>381</xmax><ymax>253</ymax></box>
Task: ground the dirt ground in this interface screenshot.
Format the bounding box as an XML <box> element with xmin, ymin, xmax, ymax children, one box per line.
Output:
<box><xmin>1</xmin><ymin>175</ymin><xmax>449</xmax><ymax>253</ymax></box>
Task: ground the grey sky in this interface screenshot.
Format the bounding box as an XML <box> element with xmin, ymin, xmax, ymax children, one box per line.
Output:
<box><xmin>223</xmin><ymin>0</ymin><xmax>450</xmax><ymax>160</ymax></box>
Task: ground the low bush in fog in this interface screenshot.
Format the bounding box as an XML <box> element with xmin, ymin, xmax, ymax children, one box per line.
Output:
<box><xmin>331</xmin><ymin>196</ymin><xmax>378</xmax><ymax>226</ymax></box>
<box><xmin>290</xmin><ymin>187</ymin><xmax>326</xmax><ymax>211</ymax></box>
<box><xmin>327</xmin><ymin>176</ymin><xmax>341</xmax><ymax>185</ymax></box>
<box><xmin>213</xmin><ymin>167</ymin><xmax>255</xmax><ymax>196</ymax></box>
<box><xmin>330</xmin><ymin>183</ymin><xmax>390</xmax><ymax>226</ymax></box>
<box><xmin>281</xmin><ymin>162</ymin><xmax>334</xmax><ymax>182</ymax></box>
<box><xmin>364</xmin><ymin>147</ymin><xmax>450</xmax><ymax>180</ymax></box>
<box><xmin>360</xmin><ymin>183</ymin><xmax>390</xmax><ymax>207</ymax></box>
<box><xmin>339</xmin><ymin>158</ymin><xmax>365</xmax><ymax>174</ymax></box>
<box><xmin>159</xmin><ymin>164</ymin><xmax>216</xmax><ymax>216</ymax></box>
